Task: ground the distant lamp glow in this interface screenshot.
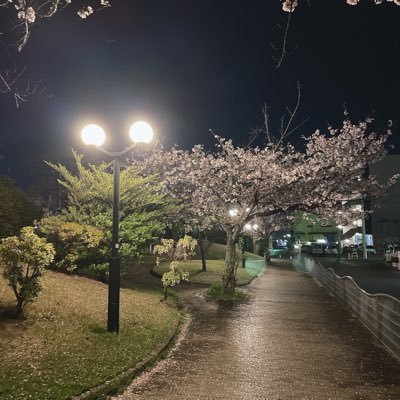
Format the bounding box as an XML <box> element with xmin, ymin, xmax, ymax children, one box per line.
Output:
<box><xmin>81</xmin><ymin>124</ymin><xmax>106</xmax><ymax>146</ymax></box>
<box><xmin>229</xmin><ymin>209</ymin><xmax>238</xmax><ymax>217</ymax></box>
<box><xmin>129</xmin><ymin>121</ymin><xmax>154</xmax><ymax>144</ymax></box>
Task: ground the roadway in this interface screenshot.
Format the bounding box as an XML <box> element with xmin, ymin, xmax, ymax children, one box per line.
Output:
<box><xmin>314</xmin><ymin>255</ymin><xmax>400</xmax><ymax>300</ymax></box>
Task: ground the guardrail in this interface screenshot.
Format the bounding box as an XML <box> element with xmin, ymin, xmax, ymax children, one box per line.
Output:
<box><xmin>305</xmin><ymin>258</ymin><xmax>400</xmax><ymax>359</ymax></box>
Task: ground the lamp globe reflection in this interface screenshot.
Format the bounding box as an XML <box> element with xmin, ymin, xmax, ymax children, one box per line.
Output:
<box><xmin>81</xmin><ymin>124</ymin><xmax>106</xmax><ymax>146</ymax></box>
<box><xmin>129</xmin><ymin>121</ymin><xmax>154</xmax><ymax>144</ymax></box>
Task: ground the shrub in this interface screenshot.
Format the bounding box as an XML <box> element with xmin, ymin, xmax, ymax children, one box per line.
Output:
<box><xmin>0</xmin><ymin>227</ymin><xmax>55</xmax><ymax>315</ymax></box>
<box><xmin>161</xmin><ymin>261</ymin><xmax>189</xmax><ymax>300</ymax></box>
<box><xmin>154</xmin><ymin>235</ymin><xmax>196</xmax><ymax>299</ymax></box>
<box><xmin>206</xmin><ymin>283</ymin><xmax>247</xmax><ymax>301</ymax></box>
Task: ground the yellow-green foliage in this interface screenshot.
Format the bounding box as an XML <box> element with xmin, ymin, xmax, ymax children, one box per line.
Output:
<box><xmin>45</xmin><ymin>151</ymin><xmax>178</xmax><ymax>270</ymax></box>
<box><xmin>0</xmin><ymin>227</ymin><xmax>55</xmax><ymax>315</ymax></box>
<box><xmin>154</xmin><ymin>235</ymin><xmax>198</xmax><ymax>262</ymax></box>
<box><xmin>0</xmin><ymin>270</ymin><xmax>177</xmax><ymax>400</ymax></box>
<box><xmin>154</xmin><ymin>235</ymin><xmax>196</xmax><ymax>298</ymax></box>
<box><xmin>38</xmin><ymin>216</ymin><xmax>103</xmax><ymax>272</ymax></box>
<box><xmin>161</xmin><ymin>260</ymin><xmax>189</xmax><ymax>288</ymax></box>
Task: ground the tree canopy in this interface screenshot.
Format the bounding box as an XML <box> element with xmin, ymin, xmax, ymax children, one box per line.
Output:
<box><xmin>43</xmin><ymin>151</ymin><xmax>179</xmax><ymax>277</ymax></box>
<box><xmin>0</xmin><ymin>177</ymin><xmax>42</xmax><ymax>238</ymax></box>
<box><xmin>141</xmin><ymin>116</ymin><xmax>395</xmax><ymax>291</ymax></box>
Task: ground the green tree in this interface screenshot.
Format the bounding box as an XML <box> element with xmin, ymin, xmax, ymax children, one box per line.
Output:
<box><xmin>0</xmin><ymin>177</ymin><xmax>42</xmax><ymax>238</ymax></box>
<box><xmin>0</xmin><ymin>226</ymin><xmax>55</xmax><ymax>315</ymax></box>
<box><xmin>46</xmin><ymin>151</ymin><xmax>178</xmax><ymax>277</ymax></box>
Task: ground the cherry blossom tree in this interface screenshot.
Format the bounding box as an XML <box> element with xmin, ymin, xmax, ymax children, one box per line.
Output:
<box><xmin>140</xmin><ymin>115</ymin><xmax>394</xmax><ymax>292</ymax></box>
<box><xmin>1</xmin><ymin>0</ymin><xmax>110</xmax><ymax>51</ymax></box>
<box><xmin>281</xmin><ymin>0</ymin><xmax>399</xmax><ymax>13</ymax></box>
<box><xmin>0</xmin><ymin>1</ymin><xmax>110</xmax><ymax>105</ymax></box>
<box><xmin>276</xmin><ymin>0</ymin><xmax>400</xmax><ymax>67</ymax></box>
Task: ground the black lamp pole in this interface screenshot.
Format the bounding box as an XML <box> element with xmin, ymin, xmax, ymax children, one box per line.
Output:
<box><xmin>94</xmin><ymin>144</ymin><xmax>137</xmax><ymax>334</ymax></box>
<box><xmin>108</xmin><ymin>157</ymin><xmax>121</xmax><ymax>333</ymax></box>
<box><xmin>81</xmin><ymin>121</ymin><xmax>153</xmax><ymax>334</ymax></box>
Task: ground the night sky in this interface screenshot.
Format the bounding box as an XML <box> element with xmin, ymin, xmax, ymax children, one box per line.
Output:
<box><xmin>0</xmin><ymin>0</ymin><xmax>399</xmax><ymax>188</ymax></box>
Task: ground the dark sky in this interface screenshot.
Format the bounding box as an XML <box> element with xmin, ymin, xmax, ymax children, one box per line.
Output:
<box><xmin>0</xmin><ymin>0</ymin><xmax>399</xmax><ymax>188</ymax></box>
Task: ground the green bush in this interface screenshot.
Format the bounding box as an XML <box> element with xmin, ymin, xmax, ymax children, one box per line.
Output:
<box><xmin>0</xmin><ymin>227</ymin><xmax>55</xmax><ymax>315</ymax></box>
<box><xmin>206</xmin><ymin>283</ymin><xmax>247</xmax><ymax>301</ymax></box>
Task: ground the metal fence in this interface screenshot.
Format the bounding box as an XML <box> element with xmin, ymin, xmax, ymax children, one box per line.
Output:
<box><xmin>307</xmin><ymin>259</ymin><xmax>400</xmax><ymax>359</ymax></box>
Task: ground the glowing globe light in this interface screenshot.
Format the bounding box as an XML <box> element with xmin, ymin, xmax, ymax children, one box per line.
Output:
<box><xmin>229</xmin><ymin>209</ymin><xmax>238</xmax><ymax>217</ymax></box>
<box><xmin>129</xmin><ymin>121</ymin><xmax>154</xmax><ymax>144</ymax></box>
<box><xmin>81</xmin><ymin>124</ymin><xmax>106</xmax><ymax>146</ymax></box>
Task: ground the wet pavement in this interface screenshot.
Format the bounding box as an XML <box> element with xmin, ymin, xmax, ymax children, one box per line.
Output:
<box><xmin>113</xmin><ymin>259</ymin><xmax>400</xmax><ymax>400</ymax></box>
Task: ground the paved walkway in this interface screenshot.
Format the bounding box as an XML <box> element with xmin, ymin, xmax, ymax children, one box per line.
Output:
<box><xmin>114</xmin><ymin>259</ymin><xmax>400</xmax><ymax>400</ymax></box>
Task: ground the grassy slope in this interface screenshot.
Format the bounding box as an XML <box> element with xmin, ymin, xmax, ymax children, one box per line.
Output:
<box><xmin>0</xmin><ymin>271</ymin><xmax>178</xmax><ymax>400</ymax></box>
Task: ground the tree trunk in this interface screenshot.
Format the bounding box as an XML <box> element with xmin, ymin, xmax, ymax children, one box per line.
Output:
<box><xmin>264</xmin><ymin>234</ymin><xmax>271</xmax><ymax>265</ymax></box>
<box><xmin>11</xmin><ymin>283</ymin><xmax>24</xmax><ymax>316</ymax></box>
<box><xmin>222</xmin><ymin>230</ymin><xmax>237</xmax><ymax>293</ymax></box>
<box><xmin>253</xmin><ymin>239</ymin><xmax>261</xmax><ymax>256</ymax></box>
<box><xmin>198</xmin><ymin>231</ymin><xmax>207</xmax><ymax>272</ymax></box>
<box><xmin>15</xmin><ymin>295</ymin><xmax>24</xmax><ymax>316</ymax></box>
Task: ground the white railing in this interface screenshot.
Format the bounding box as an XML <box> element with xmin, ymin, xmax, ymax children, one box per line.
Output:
<box><xmin>306</xmin><ymin>258</ymin><xmax>400</xmax><ymax>359</ymax></box>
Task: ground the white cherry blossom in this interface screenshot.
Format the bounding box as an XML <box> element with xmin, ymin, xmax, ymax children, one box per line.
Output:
<box><xmin>138</xmin><ymin>117</ymin><xmax>395</xmax><ymax>292</ymax></box>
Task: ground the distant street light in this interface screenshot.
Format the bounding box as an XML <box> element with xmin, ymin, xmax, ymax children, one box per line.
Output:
<box><xmin>81</xmin><ymin>121</ymin><xmax>154</xmax><ymax>333</ymax></box>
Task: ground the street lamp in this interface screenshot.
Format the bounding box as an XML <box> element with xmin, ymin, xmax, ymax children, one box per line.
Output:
<box><xmin>81</xmin><ymin>121</ymin><xmax>154</xmax><ymax>333</ymax></box>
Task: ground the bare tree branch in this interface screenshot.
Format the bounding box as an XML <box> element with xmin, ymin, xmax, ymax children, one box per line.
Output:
<box><xmin>272</xmin><ymin>11</ymin><xmax>291</xmax><ymax>69</ymax></box>
<box><xmin>248</xmin><ymin>82</ymin><xmax>307</xmax><ymax>150</ymax></box>
<box><xmin>1</xmin><ymin>1</ymin><xmax>112</xmax><ymax>52</ymax></box>
<box><xmin>0</xmin><ymin>67</ymin><xmax>46</xmax><ymax>107</ymax></box>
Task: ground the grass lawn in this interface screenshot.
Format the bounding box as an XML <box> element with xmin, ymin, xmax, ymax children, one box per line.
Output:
<box><xmin>154</xmin><ymin>242</ymin><xmax>265</xmax><ymax>286</ymax></box>
<box><xmin>155</xmin><ymin>259</ymin><xmax>255</xmax><ymax>285</ymax></box>
<box><xmin>0</xmin><ymin>271</ymin><xmax>179</xmax><ymax>400</ymax></box>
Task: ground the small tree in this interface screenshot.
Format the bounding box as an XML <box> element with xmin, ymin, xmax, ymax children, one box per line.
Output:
<box><xmin>154</xmin><ymin>235</ymin><xmax>196</xmax><ymax>299</ymax></box>
<box><xmin>0</xmin><ymin>227</ymin><xmax>55</xmax><ymax>315</ymax></box>
<box><xmin>160</xmin><ymin>261</ymin><xmax>189</xmax><ymax>300</ymax></box>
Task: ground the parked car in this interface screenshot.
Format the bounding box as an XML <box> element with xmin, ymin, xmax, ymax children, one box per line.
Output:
<box><xmin>385</xmin><ymin>245</ymin><xmax>400</xmax><ymax>263</ymax></box>
<box><xmin>342</xmin><ymin>245</ymin><xmax>358</xmax><ymax>255</ymax></box>
<box><xmin>300</xmin><ymin>244</ymin><xmax>309</xmax><ymax>253</ymax></box>
<box><xmin>309</xmin><ymin>243</ymin><xmax>326</xmax><ymax>256</ymax></box>
<box><xmin>325</xmin><ymin>244</ymin><xmax>339</xmax><ymax>255</ymax></box>
<box><xmin>356</xmin><ymin>245</ymin><xmax>376</xmax><ymax>255</ymax></box>
<box><xmin>270</xmin><ymin>245</ymin><xmax>289</xmax><ymax>258</ymax></box>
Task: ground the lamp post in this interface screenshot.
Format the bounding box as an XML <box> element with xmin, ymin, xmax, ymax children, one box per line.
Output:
<box><xmin>81</xmin><ymin>121</ymin><xmax>154</xmax><ymax>333</ymax></box>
